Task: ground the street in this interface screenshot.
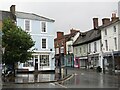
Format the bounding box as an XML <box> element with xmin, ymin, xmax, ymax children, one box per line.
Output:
<box><xmin>2</xmin><ymin>68</ymin><xmax>120</xmax><ymax>89</ymax></box>
<box><xmin>61</xmin><ymin>68</ymin><xmax>120</xmax><ymax>88</ymax></box>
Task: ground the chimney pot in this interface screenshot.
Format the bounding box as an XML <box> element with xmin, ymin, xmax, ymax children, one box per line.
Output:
<box><xmin>111</xmin><ymin>13</ymin><xmax>119</xmax><ymax>21</ymax></box>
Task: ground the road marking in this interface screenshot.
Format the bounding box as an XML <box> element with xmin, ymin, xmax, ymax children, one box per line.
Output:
<box><xmin>50</xmin><ymin>83</ymin><xmax>55</xmax><ymax>86</ymax></box>
<box><xmin>54</xmin><ymin>82</ymin><xmax>67</xmax><ymax>88</ymax></box>
<box><xmin>74</xmin><ymin>73</ymin><xmax>78</xmax><ymax>75</ymax></box>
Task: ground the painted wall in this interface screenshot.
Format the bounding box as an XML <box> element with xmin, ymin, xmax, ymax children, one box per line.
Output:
<box><xmin>101</xmin><ymin>22</ymin><xmax>120</xmax><ymax>52</ymax></box>
<box><xmin>66</xmin><ymin>32</ymin><xmax>80</xmax><ymax>54</ymax></box>
<box><xmin>73</xmin><ymin>44</ymin><xmax>88</xmax><ymax>57</ymax></box>
<box><xmin>16</xmin><ymin>18</ymin><xmax>55</xmax><ymax>52</ymax></box>
<box><xmin>88</xmin><ymin>40</ymin><xmax>101</xmax><ymax>54</ymax></box>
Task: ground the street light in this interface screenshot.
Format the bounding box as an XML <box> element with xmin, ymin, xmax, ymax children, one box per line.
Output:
<box><xmin>111</xmin><ymin>50</ymin><xmax>115</xmax><ymax>74</ymax></box>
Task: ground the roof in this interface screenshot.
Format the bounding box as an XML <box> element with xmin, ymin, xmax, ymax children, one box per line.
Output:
<box><xmin>54</xmin><ymin>30</ymin><xmax>79</xmax><ymax>41</ymax></box>
<box><xmin>100</xmin><ymin>19</ymin><xmax>120</xmax><ymax>29</ymax></box>
<box><xmin>73</xmin><ymin>18</ymin><xmax>120</xmax><ymax>46</ymax></box>
<box><xmin>73</xmin><ymin>28</ymin><xmax>101</xmax><ymax>46</ymax></box>
<box><xmin>0</xmin><ymin>10</ymin><xmax>16</xmax><ymax>21</ymax></box>
<box><xmin>16</xmin><ymin>11</ymin><xmax>55</xmax><ymax>22</ymax></box>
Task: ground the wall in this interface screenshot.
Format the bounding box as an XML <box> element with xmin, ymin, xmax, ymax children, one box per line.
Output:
<box><xmin>101</xmin><ymin>22</ymin><xmax>119</xmax><ymax>52</ymax></box>
<box><xmin>17</xmin><ymin>18</ymin><xmax>55</xmax><ymax>52</ymax></box>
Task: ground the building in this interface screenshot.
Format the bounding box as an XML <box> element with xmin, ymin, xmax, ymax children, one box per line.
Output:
<box><xmin>1</xmin><ymin>5</ymin><xmax>55</xmax><ymax>72</ymax></box>
<box><xmin>118</xmin><ymin>1</ymin><xmax>120</xmax><ymax>18</ymax></box>
<box><xmin>101</xmin><ymin>13</ymin><xmax>120</xmax><ymax>72</ymax></box>
<box><xmin>73</xmin><ymin>18</ymin><xmax>101</xmax><ymax>69</ymax></box>
<box><xmin>54</xmin><ymin>29</ymin><xmax>80</xmax><ymax>68</ymax></box>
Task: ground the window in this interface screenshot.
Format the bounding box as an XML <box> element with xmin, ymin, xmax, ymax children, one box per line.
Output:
<box><xmin>39</xmin><ymin>55</ymin><xmax>49</xmax><ymax>66</ymax></box>
<box><xmin>105</xmin><ymin>40</ymin><xmax>108</xmax><ymax>51</ymax></box>
<box><xmin>104</xmin><ymin>29</ymin><xmax>107</xmax><ymax>35</ymax></box>
<box><xmin>60</xmin><ymin>47</ymin><xmax>64</xmax><ymax>53</ymax></box>
<box><xmin>94</xmin><ymin>42</ymin><xmax>97</xmax><ymax>52</ymax></box>
<box><xmin>89</xmin><ymin>44</ymin><xmax>91</xmax><ymax>53</ymax></box>
<box><xmin>113</xmin><ymin>26</ymin><xmax>116</xmax><ymax>32</ymax></box>
<box><xmin>55</xmin><ymin>48</ymin><xmax>59</xmax><ymax>54</ymax></box>
<box><xmin>114</xmin><ymin>37</ymin><xmax>117</xmax><ymax>50</ymax></box>
<box><xmin>42</xmin><ymin>38</ymin><xmax>46</xmax><ymax>49</ymax></box>
<box><xmin>75</xmin><ymin>48</ymin><xmax>78</xmax><ymax>54</ymax></box>
<box><xmin>68</xmin><ymin>45</ymin><xmax>72</xmax><ymax>52</ymax></box>
<box><xmin>83</xmin><ymin>46</ymin><xmax>86</xmax><ymax>53</ymax></box>
<box><xmin>79</xmin><ymin>47</ymin><xmax>81</xmax><ymax>53</ymax></box>
<box><xmin>41</xmin><ymin>22</ymin><xmax>46</xmax><ymax>33</ymax></box>
<box><xmin>23</xmin><ymin>58</ymin><xmax>34</xmax><ymax>67</ymax></box>
<box><xmin>25</xmin><ymin>20</ymin><xmax>30</xmax><ymax>32</ymax></box>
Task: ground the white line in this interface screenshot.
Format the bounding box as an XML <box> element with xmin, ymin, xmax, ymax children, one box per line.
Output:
<box><xmin>54</xmin><ymin>82</ymin><xmax>68</xmax><ymax>88</ymax></box>
<box><xmin>50</xmin><ymin>83</ymin><xmax>55</xmax><ymax>86</ymax></box>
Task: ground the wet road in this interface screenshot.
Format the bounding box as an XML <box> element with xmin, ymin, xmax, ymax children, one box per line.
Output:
<box><xmin>60</xmin><ymin>68</ymin><xmax>120</xmax><ymax>88</ymax></box>
<box><xmin>2</xmin><ymin>68</ymin><xmax>120</xmax><ymax>89</ymax></box>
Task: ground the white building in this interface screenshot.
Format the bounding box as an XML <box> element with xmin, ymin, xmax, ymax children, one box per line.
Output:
<box><xmin>101</xmin><ymin>13</ymin><xmax>120</xmax><ymax>71</ymax></box>
<box><xmin>9</xmin><ymin>5</ymin><xmax>55</xmax><ymax>72</ymax></box>
<box><xmin>73</xmin><ymin>18</ymin><xmax>102</xmax><ymax>69</ymax></box>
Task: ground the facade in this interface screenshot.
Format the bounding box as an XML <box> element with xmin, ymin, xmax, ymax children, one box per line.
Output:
<box><xmin>73</xmin><ymin>18</ymin><xmax>101</xmax><ymax>69</ymax></box>
<box><xmin>101</xmin><ymin>13</ymin><xmax>120</xmax><ymax>72</ymax></box>
<box><xmin>54</xmin><ymin>29</ymin><xmax>80</xmax><ymax>67</ymax></box>
<box><xmin>14</xmin><ymin>8</ymin><xmax>55</xmax><ymax>71</ymax></box>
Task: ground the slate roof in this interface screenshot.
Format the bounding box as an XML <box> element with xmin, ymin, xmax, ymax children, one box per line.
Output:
<box><xmin>0</xmin><ymin>11</ymin><xmax>16</xmax><ymax>21</ymax></box>
<box><xmin>73</xmin><ymin>28</ymin><xmax>101</xmax><ymax>46</ymax></box>
<box><xmin>73</xmin><ymin>18</ymin><xmax>120</xmax><ymax>46</ymax></box>
<box><xmin>16</xmin><ymin>11</ymin><xmax>55</xmax><ymax>22</ymax></box>
<box><xmin>100</xmin><ymin>19</ymin><xmax>120</xmax><ymax>29</ymax></box>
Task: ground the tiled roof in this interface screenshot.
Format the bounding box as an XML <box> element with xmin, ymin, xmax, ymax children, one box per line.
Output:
<box><xmin>16</xmin><ymin>11</ymin><xmax>55</xmax><ymax>22</ymax></box>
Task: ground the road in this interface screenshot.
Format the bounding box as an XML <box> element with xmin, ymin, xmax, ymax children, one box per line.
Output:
<box><xmin>2</xmin><ymin>67</ymin><xmax>120</xmax><ymax>89</ymax></box>
<box><xmin>60</xmin><ymin>68</ymin><xmax>120</xmax><ymax>88</ymax></box>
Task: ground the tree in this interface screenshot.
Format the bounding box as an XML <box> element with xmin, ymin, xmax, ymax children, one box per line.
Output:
<box><xmin>2</xmin><ymin>18</ymin><xmax>35</xmax><ymax>75</ymax></box>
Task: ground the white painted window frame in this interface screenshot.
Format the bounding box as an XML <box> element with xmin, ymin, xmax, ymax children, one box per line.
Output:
<box><xmin>41</xmin><ymin>21</ymin><xmax>47</xmax><ymax>33</ymax></box>
<box><xmin>41</xmin><ymin>37</ymin><xmax>48</xmax><ymax>50</ymax></box>
<box><xmin>24</xmin><ymin>19</ymin><xmax>32</xmax><ymax>32</ymax></box>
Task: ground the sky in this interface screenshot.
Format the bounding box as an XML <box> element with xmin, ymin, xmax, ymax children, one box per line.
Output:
<box><xmin>0</xmin><ymin>0</ymin><xmax>120</xmax><ymax>35</ymax></box>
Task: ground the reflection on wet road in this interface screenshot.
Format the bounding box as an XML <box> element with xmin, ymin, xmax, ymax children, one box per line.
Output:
<box><xmin>60</xmin><ymin>68</ymin><xmax>120</xmax><ymax>88</ymax></box>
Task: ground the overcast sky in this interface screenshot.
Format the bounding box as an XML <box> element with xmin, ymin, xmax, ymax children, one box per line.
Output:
<box><xmin>0</xmin><ymin>0</ymin><xmax>120</xmax><ymax>35</ymax></box>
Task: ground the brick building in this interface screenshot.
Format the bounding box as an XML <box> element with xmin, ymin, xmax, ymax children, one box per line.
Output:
<box><xmin>54</xmin><ymin>29</ymin><xmax>80</xmax><ymax>67</ymax></box>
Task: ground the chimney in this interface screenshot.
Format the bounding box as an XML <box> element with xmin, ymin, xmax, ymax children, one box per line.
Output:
<box><xmin>10</xmin><ymin>5</ymin><xmax>16</xmax><ymax>15</ymax></box>
<box><xmin>111</xmin><ymin>13</ymin><xmax>119</xmax><ymax>21</ymax></box>
<box><xmin>57</xmin><ymin>32</ymin><xmax>64</xmax><ymax>38</ymax></box>
<box><xmin>70</xmin><ymin>28</ymin><xmax>78</xmax><ymax>34</ymax></box>
<box><xmin>93</xmin><ymin>18</ymin><xmax>98</xmax><ymax>29</ymax></box>
<box><xmin>102</xmin><ymin>18</ymin><xmax>110</xmax><ymax>25</ymax></box>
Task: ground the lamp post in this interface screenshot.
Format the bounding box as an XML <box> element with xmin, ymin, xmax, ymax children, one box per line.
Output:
<box><xmin>111</xmin><ymin>50</ymin><xmax>115</xmax><ymax>74</ymax></box>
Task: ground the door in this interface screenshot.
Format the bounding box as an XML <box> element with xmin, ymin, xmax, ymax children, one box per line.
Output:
<box><xmin>34</xmin><ymin>55</ymin><xmax>38</xmax><ymax>71</ymax></box>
